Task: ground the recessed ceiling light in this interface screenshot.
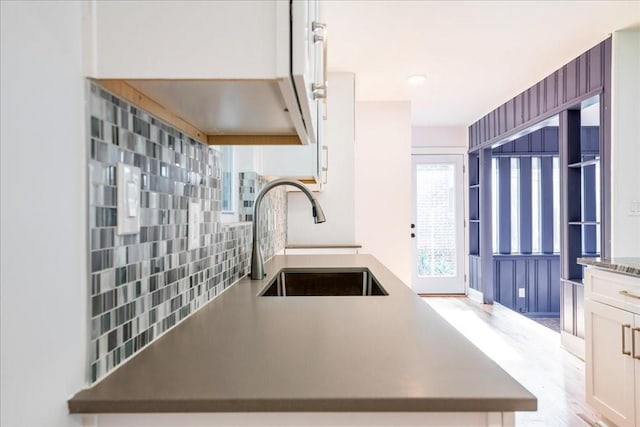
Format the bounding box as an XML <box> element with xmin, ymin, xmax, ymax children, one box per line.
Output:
<box><xmin>407</xmin><ymin>75</ymin><xmax>427</xmax><ymax>85</ymax></box>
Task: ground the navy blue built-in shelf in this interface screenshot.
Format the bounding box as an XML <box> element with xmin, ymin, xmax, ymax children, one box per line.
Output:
<box><xmin>568</xmin><ymin>158</ymin><xmax>600</xmax><ymax>168</ymax></box>
<box><xmin>467</xmin><ymin>38</ymin><xmax>610</xmax><ymax>335</ymax></box>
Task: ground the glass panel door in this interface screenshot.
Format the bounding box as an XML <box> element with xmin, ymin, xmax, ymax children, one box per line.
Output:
<box><xmin>411</xmin><ymin>155</ymin><xmax>464</xmax><ymax>294</ymax></box>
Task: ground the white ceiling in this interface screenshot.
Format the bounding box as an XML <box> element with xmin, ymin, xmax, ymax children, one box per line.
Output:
<box><xmin>324</xmin><ymin>1</ymin><xmax>640</xmax><ymax>127</ymax></box>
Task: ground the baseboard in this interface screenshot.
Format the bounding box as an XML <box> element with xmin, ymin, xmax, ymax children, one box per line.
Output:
<box><xmin>561</xmin><ymin>331</ymin><xmax>585</xmax><ymax>360</ymax></box>
<box><xmin>468</xmin><ymin>288</ymin><xmax>483</xmax><ymax>303</ymax></box>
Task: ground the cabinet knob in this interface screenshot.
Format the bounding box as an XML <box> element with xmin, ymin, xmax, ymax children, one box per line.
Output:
<box><xmin>411</xmin><ymin>233</ymin><xmax>416</xmax><ymax>238</ymax></box>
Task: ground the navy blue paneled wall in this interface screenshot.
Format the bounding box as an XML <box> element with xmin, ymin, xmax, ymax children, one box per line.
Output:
<box><xmin>494</xmin><ymin>255</ymin><xmax>560</xmax><ymax>315</ymax></box>
<box><xmin>468</xmin><ymin>38</ymin><xmax>610</xmax><ymax>151</ymax></box>
<box><xmin>491</xmin><ymin>126</ymin><xmax>599</xmax><ymax>255</ymax></box>
<box><xmin>492</xmin><ymin>127</ymin><xmax>560</xmax><ymax>255</ymax></box>
<box><xmin>491</xmin><ymin>127</ymin><xmax>561</xmax><ymax>314</ymax></box>
<box><xmin>483</xmin><ymin>126</ymin><xmax>599</xmax><ymax>315</ymax></box>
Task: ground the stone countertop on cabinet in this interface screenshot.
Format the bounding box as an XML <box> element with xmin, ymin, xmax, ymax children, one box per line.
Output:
<box><xmin>285</xmin><ymin>244</ymin><xmax>363</xmax><ymax>249</ymax></box>
<box><xmin>578</xmin><ymin>257</ymin><xmax>640</xmax><ymax>278</ymax></box>
<box><xmin>68</xmin><ymin>254</ymin><xmax>536</xmax><ymax>414</ymax></box>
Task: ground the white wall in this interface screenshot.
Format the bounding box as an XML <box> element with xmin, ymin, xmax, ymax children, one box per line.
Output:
<box><xmin>236</xmin><ymin>145</ymin><xmax>263</xmax><ymax>175</ymax></box>
<box><xmin>1</xmin><ymin>2</ymin><xmax>87</xmax><ymax>426</ymax></box>
<box><xmin>288</xmin><ymin>73</ymin><xmax>356</xmax><ymax>244</ymax></box>
<box><xmin>355</xmin><ymin>102</ymin><xmax>412</xmax><ymax>284</ymax></box>
<box><xmin>411</xmin><ymin>126</ymin><xmax>468</xmax><ymax>150</ymax></box>
<box><xmin>611</xmin><ymin>29</ymin><xmax>640</xmax><ymax>257</ymax></box>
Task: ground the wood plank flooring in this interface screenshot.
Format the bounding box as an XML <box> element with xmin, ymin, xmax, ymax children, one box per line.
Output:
<box><xmin>422</xmin><ymin>296</ymin><xmax>602</xmax><ymax>427</ymax></box>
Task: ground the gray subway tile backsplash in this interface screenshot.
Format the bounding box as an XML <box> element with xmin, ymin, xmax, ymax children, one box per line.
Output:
<box><xmin>87</xmin><ymin>82</ymin><xmax>287</xmax><ymax>383</ymax></box>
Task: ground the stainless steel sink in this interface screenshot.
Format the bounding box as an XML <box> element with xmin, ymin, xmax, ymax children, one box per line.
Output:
<box><xmin>260</xmin><ymin>269</ymin><xmax>387</xmax><ymax>297</ymax></box>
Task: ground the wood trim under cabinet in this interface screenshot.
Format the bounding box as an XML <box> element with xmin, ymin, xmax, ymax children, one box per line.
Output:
<box><xmin>95</xmin><ymin>79</ymin><xmax>208</xmax><ymax>143</ymax></box>
<box><xmin>95</xmin><ymin>79</ymin><xmax>303</xmax><ymax>146</ymax></box>
<box><xmin>206</xmin><ymin>135</ymin><xmax>300</xmax><ymax>145</ymax></box>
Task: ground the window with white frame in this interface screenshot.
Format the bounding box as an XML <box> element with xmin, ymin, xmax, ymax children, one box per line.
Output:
<box><xmin>492</xmin><ymin>157</ymin><xmax>499</xmax><ymax>253</ymax></box>
<box><xmin>493</xmin><ymin>154</ymin><xmax>563</xmax><ymax>255</ymax></box>
<box><xmin>531</xmin><ymin>157</ymin><xmax>542</xmax><ymax>253</ymax></box>
<box><xmin>510</xmin><ymin>158</ymin><xmax>520</xmax><ymax>253</ymax></box>
<box><xmin>552</xmin><ymin>157</ymin><xmax>560</xmax><ymax>253</ymax></box>
<box><xmin>220</xmin><ymin>146</ymin><xmax>235</xmax><ymax>213</ymax></box>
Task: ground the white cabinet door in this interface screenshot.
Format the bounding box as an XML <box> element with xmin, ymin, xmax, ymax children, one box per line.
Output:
<box><xmin>259</xmin><ymin>144</ymin><xmax>320</xmax><ymax>183</ymax></box>
<box><xmin>87</xmin><ymin>1</ymin><xmax>284</xmax><ymax>79</ymax></box>
<box><xmin>260</xmin><ymin>73</ymin><xmax>353</xmax><ymax>186</ymax></box>
<box><xmin>585</xmin><ymin>299</ymin><xmax>636</xmax><ymax>427</ymax></box>
<box><xmin>86</xmin><ymin>0</ymin><xmax>321</xmax><ymax>146</ymax></box>
<box><xmin>635</xmin><ymin>314</ymin><xmax>640</xmax><ymax>427</ymax></box>
<box><xmin>291</xmin><ymin>0</ymin><xmax>323</xmax><ymax>145</ymax></box>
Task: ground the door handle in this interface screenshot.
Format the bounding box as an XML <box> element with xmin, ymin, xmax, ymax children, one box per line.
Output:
<box><xmin>633</xmin><ymin>327</ymin><xmax>640</xmax><ymax>360</ymax></box>
<box><xmin>622</xmin><ymin>324</ymin><xmax>632</xmax><ymax>356</ymax></box>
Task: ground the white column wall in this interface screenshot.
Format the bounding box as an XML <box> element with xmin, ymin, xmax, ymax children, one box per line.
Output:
<box><xmin>1</xmin><ymin>3</ymin><xmax>87</xmax><ymax>426</ymax></box>
<box><xmin>355</xmin><ymin>102</ymin><xmax>412</xmax><ymax>285</ymax></box>
<box><xmin>611</xmin><ymin>29</ymin><xmax>640</xmax><ymax>257</ymax></box>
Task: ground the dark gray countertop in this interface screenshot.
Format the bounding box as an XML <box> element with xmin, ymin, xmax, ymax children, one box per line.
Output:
<box><xmin>578</xmin><ymin>257</ymin><xmax>640</xmax><ymax>278</ymax></box>
<box><xmin>285</xmin><ymin>244</ymin><xmax>363</xmax><ymax>249</ymax></box>
<box><xmin>68</xmin><ymin>255</ymin><xmax>536</xmax><ymax>414</ymax></box>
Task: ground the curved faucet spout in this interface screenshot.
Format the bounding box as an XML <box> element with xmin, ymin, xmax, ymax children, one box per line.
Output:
<box><xmin>250</xmin><ymin>178</ymin><xmax>326</xmax><ymax>280</ymax></box>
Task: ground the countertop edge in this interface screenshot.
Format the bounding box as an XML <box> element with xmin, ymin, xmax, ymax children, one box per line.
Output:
<box><xmin>577</xmin><ymin>257</ymin><xmax>640</xmax><ymax>278</ymax></box>
<box><xmin>69</xmin><ymin>397</ymin><xmax>537</xmax><ymax>414</ymax></box>
<box><xmin>285</xmin><ymin>244</ymin><xmax>363</xmax><ymax>249</ymax></box>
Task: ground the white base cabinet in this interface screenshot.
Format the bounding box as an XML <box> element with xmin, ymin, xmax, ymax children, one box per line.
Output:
<box><xmin>79</xmin><ymin>412</ymin><xmax>516</xmax><ymax>427</ymax></box>
<box><xmin>585</xmin><ymin>267</ymin><xmax>640</xmax><ymax>427</ymax></box>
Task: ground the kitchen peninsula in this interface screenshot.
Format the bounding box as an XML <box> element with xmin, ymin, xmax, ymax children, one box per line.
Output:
<box><xmin>69</xmin><ymin>255</ymin><xmax>535</xmax><ymax>426</ymax></box>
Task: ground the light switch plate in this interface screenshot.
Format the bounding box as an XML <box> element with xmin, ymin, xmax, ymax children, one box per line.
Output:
<box><xmin>518</xmin><ymin>288</ymin><xmax>526</xmax><ymax>298</ymax></box>
<box><xmin>116</xmin><ymin>163</ymin><xmax>141</xmax><ymax>235</ymax></box>
<box><xmin>188</xmin><ymin>201</ymin><xmax>201</xmax><ymax>250</ymax></box>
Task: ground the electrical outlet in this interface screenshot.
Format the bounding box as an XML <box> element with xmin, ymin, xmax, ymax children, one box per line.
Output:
<box><xmin>518</xmin><ymin>288</ymin><xmax>526</xmax><ymax>298</ymax></box>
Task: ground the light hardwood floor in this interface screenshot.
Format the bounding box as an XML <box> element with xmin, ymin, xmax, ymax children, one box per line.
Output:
<box><xmin>422</xmin><ymin>296</ymin><xmax>601</xmax><ymax>427</ymax></box>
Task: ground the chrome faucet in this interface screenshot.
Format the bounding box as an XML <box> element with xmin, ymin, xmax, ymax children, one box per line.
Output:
<box><xmin>250</xmin><ymin>178</ymin><xmax>326</xmax><ymax>280</ymax></box>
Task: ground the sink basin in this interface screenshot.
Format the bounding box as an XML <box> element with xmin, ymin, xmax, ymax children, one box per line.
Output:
<box><xmin>260</xmin><ymin>269</ymin><xmax>387</xmax><ymax>297</ymax></box>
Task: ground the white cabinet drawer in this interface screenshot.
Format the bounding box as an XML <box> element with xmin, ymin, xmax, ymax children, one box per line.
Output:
<box><xmin>585</xmin><ymin>268</ymin><xmax>640</xmax><ymax>315</ymax></box>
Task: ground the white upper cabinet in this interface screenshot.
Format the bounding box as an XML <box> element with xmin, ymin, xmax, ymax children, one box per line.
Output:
<box><xmin>260</xmin><ymin>73</ymin><xmax>354</xmax><ymax>188</ymax></box>
<box><xmin>84</xmin><ymin>0</ymin><xmax>325</xmax><ymax>146</ymax></box>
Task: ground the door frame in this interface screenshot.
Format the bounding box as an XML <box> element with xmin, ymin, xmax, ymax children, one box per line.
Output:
<box><xmin>411</xmin><ymin>149</ymin><xmax>468</xmax><ymax>295</ymax></box>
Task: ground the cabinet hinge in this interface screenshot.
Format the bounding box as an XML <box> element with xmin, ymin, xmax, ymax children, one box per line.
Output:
<box><xmin>464</xmin><ymin>274</ymin><xmax>467</xmax><ymax>283</ymax></box>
